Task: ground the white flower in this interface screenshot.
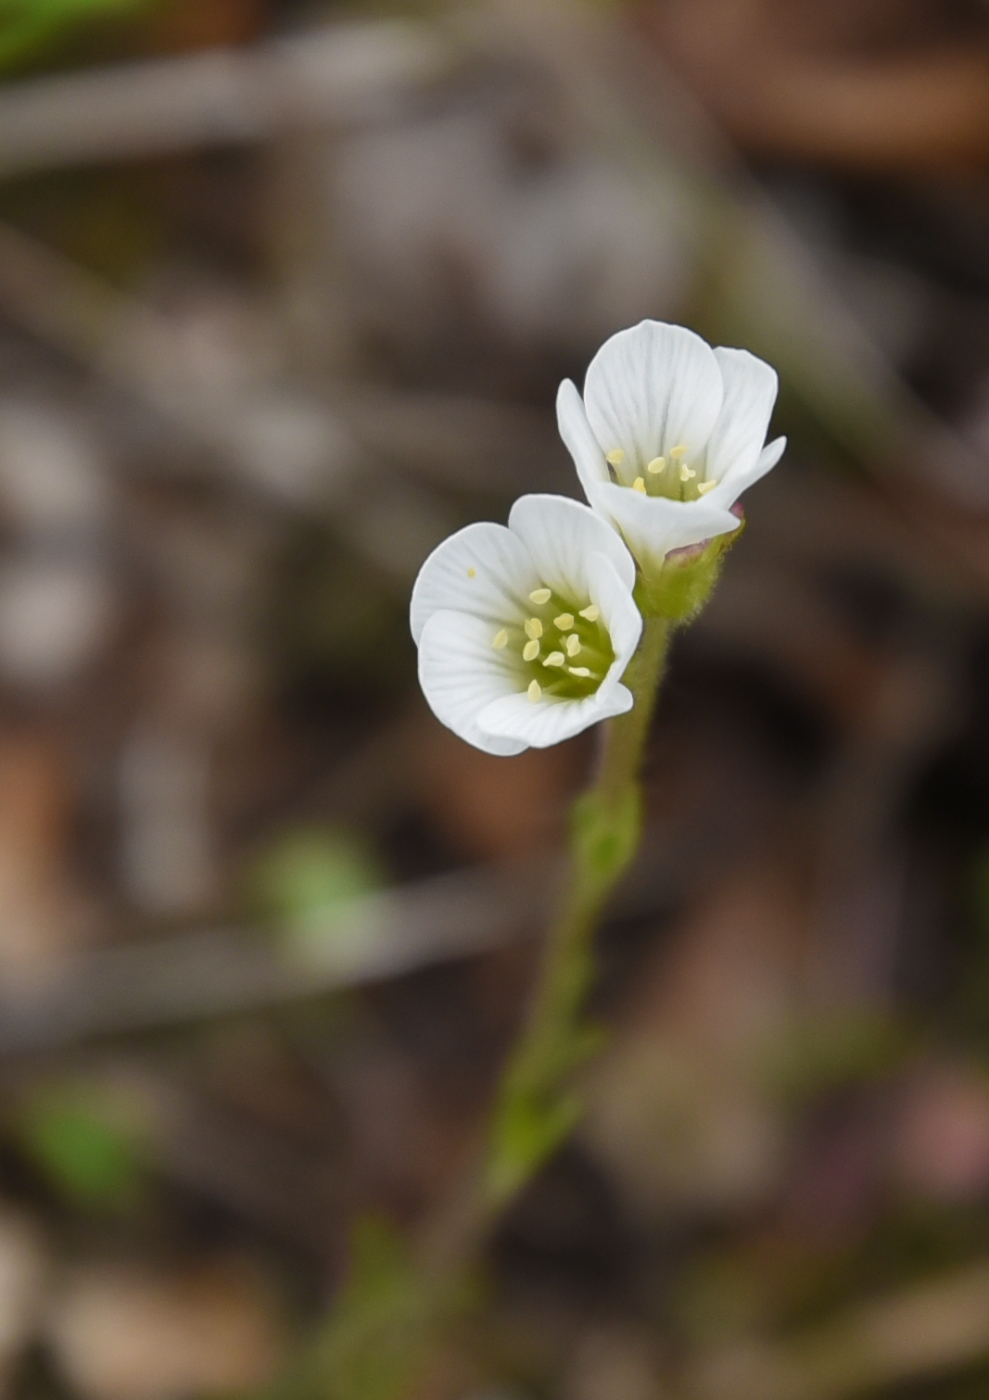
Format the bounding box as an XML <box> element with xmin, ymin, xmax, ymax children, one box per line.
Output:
<box><xmin>410</xmin><ymin>494</ymin><xmax>642</xmax><ymax>755</ymax></box>
<box><xmin>556</xmin><ymin>320</ymin><xmax>785</xmax><ymax>573</ymax></box>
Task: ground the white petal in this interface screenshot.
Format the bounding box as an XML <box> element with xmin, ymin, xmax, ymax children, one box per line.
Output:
<box><xmin>418</xmin><ymin>610</ymin><xmax>526</xmax><ymax>756</ymax></box>
<box><xmin>705</xmin><ymin>347</ymin><xmax>779</xmax><ymax>486</ymax></box>
<box><xmin>556</xmin><ymin>379</ymin><xmax>610</xmax><ymax>501</ymax></box>
<box><xmin>410</xmin><ymin>521</ymin><xmax>538</xmax><ymax>644</ymax></box>
<box><xmin>507</xmin><ymin>493</ymin><xmax>636</xmax><ymax>601</ymax></box>
<box><xmin>702</xmin><ymin>435</ymin><xmax>786</xmax><ymax>513</ymax></box>
<box><xmin>477</xmin><ymin>683</ymin><xmax>633</xmax><ymax>749</ymax></box>
<box><xmin>585</xmin><ymin>551</ymin><xmax>641</xmax><ymax>668</ymax></box>
<box><xmin>582</xmin><ymin>321</ymin><xmax>723</xmax><ymax>470</ymax></box>
<box><xmin>590</xmin><ymin>480</ymin><xmax>739</xmax><ymax>568</ymax></box>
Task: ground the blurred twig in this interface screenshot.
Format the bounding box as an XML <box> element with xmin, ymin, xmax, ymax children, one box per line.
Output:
<box><xmin>0</xmin><ymin>862</ymin><xmax>549</xmax><ymax>1055</ymax></box>
<box><xmin>0</xmin><ymin>21</ymin><xmax>450</xmax><ymax>175</ymax></box>
<box><xmin>690</xmin><ymin>1262</ymin><xmax>989</xmax><ymax>1400</ymax></box>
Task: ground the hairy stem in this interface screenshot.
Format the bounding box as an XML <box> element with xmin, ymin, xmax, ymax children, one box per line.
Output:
<box><xmin>486</xmin><ymin>615</ymin><xmax>672</xmax><ymax>1206</ymax></box>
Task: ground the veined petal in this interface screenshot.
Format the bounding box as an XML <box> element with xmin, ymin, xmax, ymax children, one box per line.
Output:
<box><xmin>592</xmin><ymin>479</ymin><xmax>740</xmax><ymax>567</ymax></box>
<box><xmin>508</xmin><ymin>493</ymin><xmax>636</xmax><ymax>599</ymax></box>
<box><xmin>556</xmin><ymin>379</ymin><xmax>610</xmax><ymax>501</ymax></box>
<box><xmin>418</xmin><ymin>610</ymin><xmax>527</xmax><ymax>756</ymax></box>
<box><xmin>582</xmin><ymin>321</ymin><xmax>723</xmax><ymax>471</ymax></box>
<box><xmin>705</xmin><ymin>347</ymin><xmax>779</xmax><ymax>486</ymax></box>
<box><xmin>585</xmin><ymin>550</ymin><xmax>641</xmax><ymax>667</ymax></box>
<box><xmin>477</xmin><ymin>683</ymin><xmax>633</xmax><ymax>749</ymax></box>
<box><xmin>410</xmin><ymin>521</ymin><xmax>538</xmax><ymax>644</ymax></box>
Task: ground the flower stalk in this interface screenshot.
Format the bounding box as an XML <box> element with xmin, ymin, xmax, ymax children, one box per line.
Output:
<box><xmin>486</xmin><ymin>614</ymin><xmax>672</xmax><ymax>1208</ymax></box>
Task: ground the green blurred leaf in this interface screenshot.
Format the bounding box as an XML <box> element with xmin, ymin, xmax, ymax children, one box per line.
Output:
<box><xmin>0</xmin><ymin>0</ymin><xmax>155</xmax><ymax>68</ymax></box>
<box><xmin>287</xmin><ymin>1216</ymin><xmax>474</xmax><ymax>1400</ymax></box>
<box><xmin>16</xmin><ymin>1081</ymin><xmax>150</xmax><ymax>1210</ymax></box>
<box><xmin>249</xmin><ymin>824</ymin><xmax>387</xmax><ymax>969</ymax></box>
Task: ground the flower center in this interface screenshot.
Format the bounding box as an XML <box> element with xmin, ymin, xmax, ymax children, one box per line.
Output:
<box><xmin>605</xmin><ymin>444</ymin><xmax>717</xmax><ymax>503</ymax></box>
<box><xmin>491</xmin><ymin>585</ymin><xmax>615</xmax><ymax>703</ymax></box>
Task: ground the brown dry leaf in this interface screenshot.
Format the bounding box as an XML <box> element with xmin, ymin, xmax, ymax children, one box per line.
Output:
<box><xmin>0</xmin><ymin>727</ymin><xmax>94</xmax><ymax>973</ymax></box>
<box><xmin>45</xmin><ymin>1259</ymin><xmax>282</xmax><ymax>1400</ymax></box>
<box><xmin>636</xmin><ymin>0</ymin><xmax>989</xmax><ymax>169</ymax></box>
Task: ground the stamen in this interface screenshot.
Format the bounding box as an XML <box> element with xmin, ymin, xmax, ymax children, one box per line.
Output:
<box><xmin>467</xmin><ymin>567</ymin><xmax>476</xmax><ymax>578</ymax></box>
<box><xmin>605</xmin><ymin>448</ymin><xmax>625</xmax><ymax>467</ymax></box>
<box><xmin>679</xmin><ymin>463</ymin><xmax>696</xmax><ymax>481</ymax></box>
<box><xmin>554</xmin><ymin>613</ymin><xmax>574</xmax><ymax>631</ymax></box>
<box><xmin>646</xmin><ymin>456</ymin><xmax>665</xmax><ymax>475</ymax></box>
<box><xmin>529</xmin><ymin>587</ymin><xmax>551</xmax><ymax>605</ymax></box>
<box><xmin>632</xmin><ymin>477</ymin><xmax>646</xmax><ymax>493</ymax></box>
<box><xmin>565</xmin><ymin>635</ymin><xmax>581</xmax><ymax>657</ymax></box>
<box><xmin>697</xmin><ymin>479</ymin><xmax>718</xmax><ymax>495</ymax></box>
<box><xmin>670</xmin><ymin>444</ymin><xmax>688</xmax><ymax>458</ymax></box>
<box><xmin>527</xmin><ymin>679</ymin><xmax>541</xmax><ymax>702</ymax></box>
<box><xmin>524</xmin><ymin>618</ymin><xmax>543</xmax><ymax>640</ymax></box>
<box><xmin>579</xmin><ymin>605</ymin><xmax>600</xmax><ymax>622</ymax></box>
<box><xmin>568</xmin><ymin>667</ymin><xmax>591</xmax><ymax>678</ymax></box>
<box><xmin>523</xmin><ymin>639</ymin><xmax>540</xmax><ymax>662</ymax></box>
<box><xmin>492</xmin><ymin>629</ymin><xmax>508</xmax><ymax>649</ymax></box>
<box><xmin>543</xmin><ymin>651</ymin><xmax>566</xmax><ymax>668</ymax></box>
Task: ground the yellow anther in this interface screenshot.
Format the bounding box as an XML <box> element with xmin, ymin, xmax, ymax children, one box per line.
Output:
<box><xmin>554</xmin><ymin>613</ymin><xmax>574</xmax><ymax>631</ymax></box>
<box><xmin>646</xmin><ymin>456</ymin><xmax>665</xmax><ymax>475</ymax></box>
<box><xmin>605</xmin><ymin>448</ymin><xmax>625</xmax><ymax>467</ymax></box>
<box><xmin>579</xmin><ymin>605</ymin><xmax>600</xmax><ymax>622</ymax></box>
<box><xmin>566</xmin><ymin>634</ymin><xmax>581</xmax><ymax>657</ymax></box>
<box><xmin>529</xmin><ymin>587</ymin><xmax>551</xmax><ymax>605</ymax></box>
<box><xmin>524</xmin><ymin>617</ymin><xmax>543</xmax><ymax>640</ymax></box>
<box><xmin>523</xmin><ymin>639</ymin><xmax>540</xmax><ymax>662</ymax></box>
<box><xmin>632</xmin><ymin>477</ymin><xmax>646</xmax><ymax>493</ymax></box>
<box><xmin>697</xmin><ymin>478</ymin><xmax>718</xmax><ymax>495</ymax></box>
<box><xmin>670</xmin><ymin>443</ymin><xmax>688</xmax><ymax>458</ymax></box>
<box><xmin>569</xmin><ymin>666</ymin><xmax>591</xmax><ymax>678</ymax></box>
<box><xmin>679</xmin><ymin>463</ymin><xmax>696</xmax><ymax>481</ymax></box>
<box><xmin>527</xmin><ymin>679</ymin><xmax>541</xmax><ymax>702</ymax></box>
<box><xmin>492</xmin><ymin>629</ymin><xmax>508</xmax><ymax>649</ymax></box>
<box><xmin>544</xmin><ymin>651</ymin><xmax>565</xmax><ymax>668</ymax></box>
<box><xmin>467</xmin><ymin>567</ymin><xmax>476</xmax><ymax>578</ymax></box>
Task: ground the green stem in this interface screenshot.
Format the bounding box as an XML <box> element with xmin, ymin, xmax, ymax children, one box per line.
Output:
<box><xmin>486</xmin><ymin>616</ymin><xmax>672</xmax><ymax>1207</ymax></box>
<box><xmin>308</xmin><ymin>618</ymin><xmax>674</xmax><ymax>1400</ymax></box>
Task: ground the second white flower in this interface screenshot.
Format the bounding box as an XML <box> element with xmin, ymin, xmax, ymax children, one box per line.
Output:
<box><xmin>556</xmin><ymin>319</ymin><xmax>786</xmax><ymax>575</ymax></box>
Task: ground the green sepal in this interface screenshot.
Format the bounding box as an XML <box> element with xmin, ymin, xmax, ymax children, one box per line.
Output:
<box><xmin>635</xmin><ymin>519</ymin><xmax>744</xmax><ymax>622</ymax></box>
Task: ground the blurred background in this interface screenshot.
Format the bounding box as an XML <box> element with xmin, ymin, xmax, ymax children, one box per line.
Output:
<box><xmin>0</xmin><ymin>0</ymin><xmax>988</xmax><ymax>1396</ymax></box>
